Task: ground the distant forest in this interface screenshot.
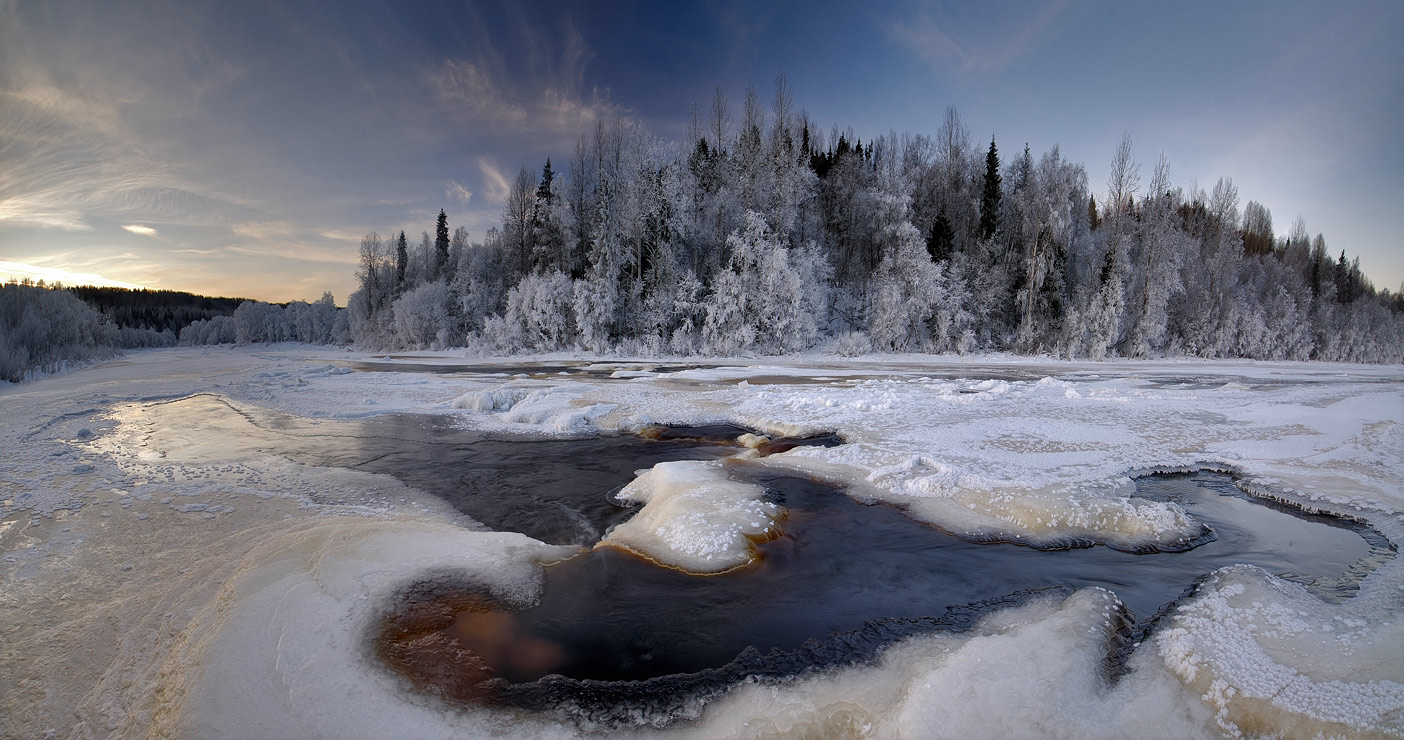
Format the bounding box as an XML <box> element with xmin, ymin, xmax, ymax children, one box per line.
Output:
<box><xmin>66</xmin><ymin>286</ymin><xmax>251</xmax><ymax>335</ymax></box>
<box><xmin>0</xmin><ymin>281</ymin><xmax>346</xmax><ymax>382</ymax></box>
<box><xmin>348</xmin><ymin>78</ymin><xmax>1403</xmax><ymax>362</ymax></box>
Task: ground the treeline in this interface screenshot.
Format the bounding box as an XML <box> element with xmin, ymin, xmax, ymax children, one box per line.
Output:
<box><xmin>178</xmin><ymin>293</ymin><xmax>349</xmax><ymax>346</ymax></box>
<box><xmin>0</xmin><ymin>280</ymin><xmax>349</xmax><ymax>382</ymax></box>
<box><xmin>59</xmin><ymin>284</ymin><xmax>349</xmax><ymax>346</ymax></box>
<box><xmin>67</xmin><ymin>286</ymin><xmax>250</xmax><ymax>335</ymax></box>
<box><xmin>0</xmin><ymin>283</ymin><xmax>170</xmax><ymax>382</ymax></box>
<box><xmin>349</xmin><ymin>77</ymin><xmax>1403</xmax><ymax>362</ymax></box>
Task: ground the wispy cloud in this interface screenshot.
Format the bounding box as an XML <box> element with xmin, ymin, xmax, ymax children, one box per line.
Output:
<box><xmin>888</xmin><ymin>14</ymin><xmax>973</xmax><ymax>71</ymax></box>
<box><xmin>227</xmin><ymin>221</ymin><xmax>359</xmax><ymax>265</ymax></box>
<box><xmin>446</xmin><ymin>180</ymin><xmax>473</xmax><ymax>203</ymax></box>
<box><xmin>0</xmin><ymin>7</ymin><xmax>246</xmax><ymax>233</ymax></box>
<box><xmin>122</xmin><ymin>224</ymin><xmax>158</xmax><ymax>236</ymax></box>
<box><xmin>425</xmin><ymin>15</ymin><xmax>622</xmax><ymax>145</ymax></box>
<box><xmin>430</xmin><ymin>60</ymin><xmax>529</xmax><ymax>123</ymax></box>
<box><xmin>887</xmin><ymin>2</ymin><xmax>1069</xmax><ymax>75</ymax></box>
<box><xmin>230</xmin><ymin>221</ymin><xmax>296</xmax><ymax>240</ymax></box>
<box><xmin>225</xmin><ymin>243</ymin><xmax>358</xmax><ymax>265</ymax></box>
<box><xmin>477</xmin><ymin>159</ymin><xmax>510</xmax><ymax>203</ymax></box>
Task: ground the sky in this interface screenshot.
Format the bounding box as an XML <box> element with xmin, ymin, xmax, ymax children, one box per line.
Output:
<box><xmin>1</xmin><ymin>0</ymin><xmax>1401</xmax><ymax>303</ymax></box>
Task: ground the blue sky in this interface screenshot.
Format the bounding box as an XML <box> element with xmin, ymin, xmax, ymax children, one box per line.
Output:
<box><xmin>2</xmin><ymin>0</ymin><xmax>1400</xmax><ymax>302</ymax></box>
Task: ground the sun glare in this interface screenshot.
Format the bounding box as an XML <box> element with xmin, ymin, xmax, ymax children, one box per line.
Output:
<box><xmin>0</xmin><ymin>260</ymin><xmax>147</xmax><ymax>290</ymax></box>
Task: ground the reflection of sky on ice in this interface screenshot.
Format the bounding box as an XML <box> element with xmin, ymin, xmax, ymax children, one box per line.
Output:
<box><xmin>1</xmin><ymin>348</ymin><xmax>1401</xmax><ymax>738</ymax></box>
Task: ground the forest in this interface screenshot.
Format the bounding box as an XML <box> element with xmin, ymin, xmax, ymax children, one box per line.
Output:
<box><xmin>349</xmin><ymin>80</ymin><xmax>1403</xmax><ymax>363</ymax></box>
<box><xmin>5</xmin><ymin>79</ymin><xmax>1403</xmax><ymax>383</ymax></box>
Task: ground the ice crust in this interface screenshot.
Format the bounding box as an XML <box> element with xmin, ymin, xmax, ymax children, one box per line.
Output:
<box><xmin>1159</xmin><ymin>564</ymin><xmax>1404</xmax><ymax>737</ymax></box>
<box><xmin>3</xmin><ymin>346</ymin><xmax>1403</xmax><ymax>738</ymax></box>
<box><xmin>599</xmin><ymin>460</ymin><xmax>779</xmax><ymax>573</ymax></box>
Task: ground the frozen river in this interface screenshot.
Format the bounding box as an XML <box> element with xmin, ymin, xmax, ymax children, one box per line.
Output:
<box><xmin>2</xmin><ymin>347</ymin><xmax>1401</xmax><ymax>738</ymax></box>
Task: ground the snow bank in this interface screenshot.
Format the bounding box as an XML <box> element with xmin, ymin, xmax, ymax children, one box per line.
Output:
<box><xmin>677</xmin><ymin>588</ymin><xmax>1216</xmax><ymax>740</ymax></box>
<box><xmin>161</xmin><ymin>519</ymin><xmax>580</xmax><ymax>740</ymax></box>
<box><xmin>710</xmin><ymin>372</ymin><xmax>1404</xmax><ymax>553</ymax></box>
<box><xmin>599</xmin><ymin>460</ymin><xmax>779</xmax><ymax>574</ymax></box>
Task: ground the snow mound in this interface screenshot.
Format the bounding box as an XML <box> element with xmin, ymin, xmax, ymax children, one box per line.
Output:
<box><xmin>451</xmin><ymin>387</ymin><xmax>530</xmax><ymax>411</ymax></box>
<box><xmin>599</xmin><ymin>460</ymin><xmax>780</xmax><ymax>574</ymax></box>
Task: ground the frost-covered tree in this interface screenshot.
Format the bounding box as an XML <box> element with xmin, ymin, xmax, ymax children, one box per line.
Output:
<box><xmin>701</xmin><ymin>211</ymin><xmax>817</xmax><ymax>354</ymax></box>
<box><xmin>393</xmin><ymin>281</ymin><xmax>454</xmax><ymax>349</ymax></box>
<box><xmin>484</xmin><ymin>271</ymin><xmax>574</xmax><ymax>351</ymax></box>
<box><xmin>395</xmin><ymin>231</ymin><xmax>409</xmax><ymax>290</ymax></box>
<box><xmin>1124</xmin><ymin>155</ymin><xmax>1182</xmax><ymax>357</ymax></box>
<box><xmin>1084</xmin><ymin>133</ymin><xmax>1139</xmax><ymax>357</ymax></box>
<box><xmin>331</xmin><ymin>95</ymin><xmax>1402</xmax><ymax>362</ymax></box>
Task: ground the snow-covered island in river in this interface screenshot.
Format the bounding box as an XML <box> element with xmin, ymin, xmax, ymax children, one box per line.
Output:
<box><xmin>2</xmin><ymin>346</ymin><xmax>1401</xmax><ymax>739</ymax></box>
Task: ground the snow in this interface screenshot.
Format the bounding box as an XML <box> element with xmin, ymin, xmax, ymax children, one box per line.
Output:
<box><xmin>171</xmin><ymin>521</ymin><xmax>578</xmax><ymax>740</ymax></box>
<box><xmin>677</xmin><ymin>589</ymin><xmax>1216</xmax><ymax>740</ymax></box>
<box><xmin>2</xmin><ymin>345</ymin><xmax>1402</xmax><ymax>738</ymax></box>
<box><xmin>599</xmin><ymin>460</ymin><xmax>779</xmax><ymax>574</ymax></box>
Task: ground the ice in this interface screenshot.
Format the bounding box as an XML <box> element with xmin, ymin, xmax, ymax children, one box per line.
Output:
<box><xmin>1159</xmin><ymin>564</ymin><xmax>1404</xmax><ymax>737</ymax></box>
<box><xmin>599</xmin><ymin>460</ymin><xmax>778</xmax><ymax>574</ymax></box>
<box><xmin>451</xmin><ymin>387</ymin><xmax>529</xmax><ymax>411</ymax></box>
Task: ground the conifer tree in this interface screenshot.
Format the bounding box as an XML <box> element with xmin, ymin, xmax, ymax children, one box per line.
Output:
<box><xmin>979</xmin><ymin>136</ymin><xmax>1001</xmax><ymax>240</ymax></box>
<box><xmin>536</xmin><ymin>158</ymin><xmax>554</xmax><ymax>203</ymax></box>
<box><xmin>434</xmin><ymin>210</ymin><xmax>450</xmax><ymax>280</ymax></box>
<box><xmin>395</xmin><ymin>231</ymin><xmax>408</xmax><ymax>288</ymax></box>
<box><xmin>927</xmin><ymin>212</ymin><xmax>955</xmax><ymax>262</ymax></box>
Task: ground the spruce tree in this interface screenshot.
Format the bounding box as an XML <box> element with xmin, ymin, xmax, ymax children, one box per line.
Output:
<box><xmin>395</xmin><ymin>231</ymin><xmax>408</xmax><ymax>288</ymax></box>
<box><xmin>536</xmin><ymin>158</ymin><xmax>555</xmax><ymax>203</ymax></box>
<box><xmin>434</xmin><ymin>210</ymin><xmax>450</xmax><ymax>280</ymax></box>
<box><xmin>927</xmin><ymin>212</ymin><xmax>955</xmax><ymax>262</ymax></box>
<box><xmin>979</xmin><ymin>136</ymin><xmax>1001</xmax><ymax>240</ymax></box>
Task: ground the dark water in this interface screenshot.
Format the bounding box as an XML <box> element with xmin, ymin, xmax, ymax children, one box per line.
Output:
<box><xmin>373</xmin><ymin>467</ymin><xmax>1383</xmax><ymax>694</ymax></box>
<box><xmin>346</xmin><ymin>419</ymin><xmax>839</xmax><ymax>545</ymax></box>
